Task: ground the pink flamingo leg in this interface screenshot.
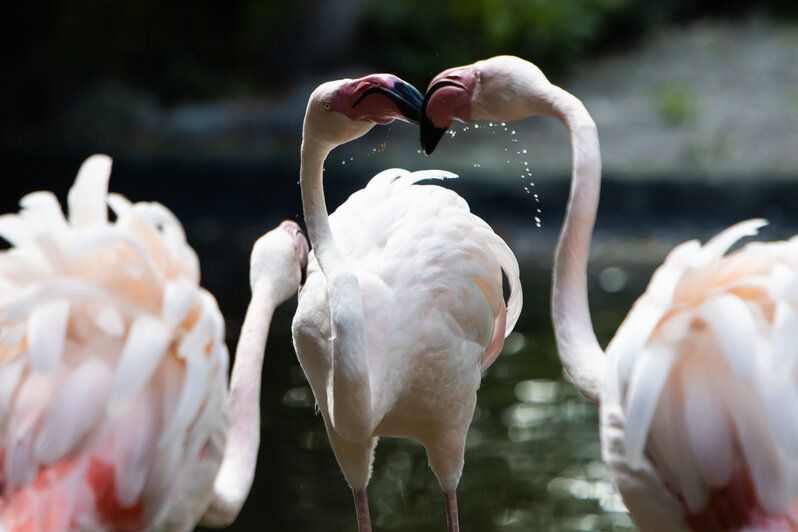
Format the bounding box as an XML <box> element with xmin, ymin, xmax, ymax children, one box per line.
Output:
<box><xmin>353</xmin><ymin>488</ymin><xmax>372</xmax><ymax>532</ymax></box>
<box><xmin>445</xmin><ymin>490</ymin><xmax>460</xmax><ymax>532</ymax></box>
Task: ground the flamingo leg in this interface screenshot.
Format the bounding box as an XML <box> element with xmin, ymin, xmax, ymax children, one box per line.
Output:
<box><xmin>445</xmin><ymin>490</ymin><xmax>460</xmax><ymax>532</ymax></box>
<box><xmin>353</xmin><ymin>488</ymin><xmax>372</xmax><ymax>532</ymax></box>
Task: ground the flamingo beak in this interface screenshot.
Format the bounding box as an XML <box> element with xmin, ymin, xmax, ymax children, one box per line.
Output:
<box><xmin>420</xmin><ymin>80</ymin><xmax>462</xmax><ymax>154</ymax></box>
<box><xmin>351</xmin><ymin>76</ymin><xmax>424</xmax><ymax>124</ymax></box>
<box><xmin>279</xmin><ymin>220</ymin><xmax>310</xmax><ymax>281</ymax></box>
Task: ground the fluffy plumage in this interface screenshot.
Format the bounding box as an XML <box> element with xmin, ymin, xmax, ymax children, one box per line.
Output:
<box><xmin>0</xmin><ymin>155</ymin><xmax>229</xmax><ymax>531</ymax></box>
<box><xmin>603</xmin><ymin>220</ymin><xmax>798</xmax><ymax>531</ymax></box>
<box><xmin>294</xmin><ymin>167</ymin><xmax>521</xmax><ymax>470</ymax></box>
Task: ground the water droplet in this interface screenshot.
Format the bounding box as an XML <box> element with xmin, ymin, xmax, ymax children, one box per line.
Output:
<box><xmin>510</xmin><ymin>130</ymin><xmax>516</xmax><ymax>135</ymax></box>
<box><xmin>341</xmin><ymin>160</ymin><xmax>346</xmax><ymax>165</ymax></box>
<box><xmin>380</xmin><ymin>141</ymin><xmax>386</xmax><ymax>150</ymax></box>
<box><xmin>474</xmin><ymin>124</ymin><xmax>479</xmax><ymax>129</ymax></box>
<box><xmin>522</xmin><ymin>149</ymin><xmax>527</xmax><ymax>154</ymax></box>
<box><xmin>501</xmin><ymin>122</ymin><xmax>506</xmax><ymax>126</ymax></box>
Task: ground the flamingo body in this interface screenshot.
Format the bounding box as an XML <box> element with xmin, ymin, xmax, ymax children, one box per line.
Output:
<box><xmin>421</xmin><ymin>55</ymin><xmax>798</xmax><ymax>531</ymax></box>
<box><xmin>292</xmin><ymin>75</ymin><xmax>522</xmax><ymax>530</ymax></box>
<box><xmin>294</xmin><ymin>168</ymin><xmax>521</xmax><ymax>480</ymax></box>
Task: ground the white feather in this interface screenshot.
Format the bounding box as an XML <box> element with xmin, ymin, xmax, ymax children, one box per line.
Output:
<box><xmin>623</xmin><ymin>342</ymin><xmax>677</xmax><ymax>466</ymax></box>
<box><xmin>160</xmin><ymin>351</ymin><xmax>209</xmax><ymax>447</ymax></box>
<box><xmin>27</xmin><ymin>299</ymin><xmax>70</xmax><ymax>374</ymax></box>
<box><xmin>0</xmin><ymin>355</ymin><xmax>25</xmax><ymax>429</ymax></box>
<box><xmin>0</xmin><ymin>214</ymin><xmax>33</xmax><ymax>247</ymax></box>
<box><xmin>178</xmin><ymin>294</ymin><xmax>218</xmax><ymax>359</ymax></box>
<box><xmin>112</xmin><ymin>393</ymin><xmax>157</xmax><ymax>507</ymax></box>
<box><xmin>107</xmin><ymin>314</ymin><xmax>172</xmax><ymax>417</ymax></box>
<box><xmin>162</xmin><ymin>277</ymin><xmax>201</xmax><ymax>329</ymax></box>
<box><xmin>67</xmin><ymin>154</ymin><xmax>112</xmax><ymax>229</ymax></box>
<box><xmin>682</xmin><ymin>361</ymin><xmax>733</xmax><ymax>488</ymax></box>
<box><xmin>727</xmin><ymin>384</ymin><xmax>792</xmax><ymax>513</ymax></box>
<box><xmin>93</xmin><ymin>304</ymin><xmax>125</xmax><ymax>337</ymax></box>
<box><xmin>695</xmin><ymin>219</ymin><xmax>768</xmax><ymax>266</ymax></box>
<box><xmin>769</xmin><ymin>301</ymin><xmax>798</xmax><ymax>376</ymax></box>
<box><xmin>4</xmin><ymin>279</ymin><xmax>111</xmax><ymax>323</ymax></box>
<box><xmin>768</xmin><ymin>263</ymin><xmax>798</xmax><ymax>303</ymax></box>
<box><xmin>2</xmin><ymin>320</ymin><xmax>26</xmax><ymax>348</ymax></box>
<box><xmin>697</xmin><ymin>294</ymin><xmax>759</xmax><ymax>380</ymax></box>
<box><xmin>5</xmin><ymin>373</ymin><xmax>56</xmax><ymax>485</ymax></box>
<box><xmin>34</xmin><ymin>359</ymin><xmax>112</xmax><ymax>463</ymax></box>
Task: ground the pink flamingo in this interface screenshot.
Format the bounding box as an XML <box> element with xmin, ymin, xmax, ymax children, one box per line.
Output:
<box><xmin>422</xmin><ymin>55</ymin><xmax>798</xmax><ymax>531</ymax></box>
<box><xmin>0</xmin><ymin>155</ymin><xmax>308</xmax><ymax>531</ymax></box>
<box><xmin>291</xmin><ymin>74</ymin><xmax>522</xmax><ymax>531</ymax></box>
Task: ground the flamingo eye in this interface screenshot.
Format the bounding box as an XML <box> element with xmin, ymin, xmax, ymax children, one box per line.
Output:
<box><xmin>323</xmin><ymin>101</ymin><xmax>332</xmax><ymax>111</ymax></box>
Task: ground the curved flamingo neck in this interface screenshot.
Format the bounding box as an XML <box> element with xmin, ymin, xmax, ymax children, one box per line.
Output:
<box><xmin>299</xmin><ymin>130</ymin><xmax>375</xmax><ymax>443</ymax></box>
<box><xmin>300</xmin><ymin>139</ymin><xmax>339</xmax><ymax>271</ymax></box>
<box><xmin>203</xmin><ymin>286</ymin><xmax>276</xmax><ymax>526</ymax></box>
<box><xmin>547</xmin><ymin>86</ymin><xmax>605</xmax><ymax>403</ymax></box>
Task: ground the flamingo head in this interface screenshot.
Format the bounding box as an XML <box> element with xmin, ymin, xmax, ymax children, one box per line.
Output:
<box><xmin>421</xmin><ymin>55</ymin><xmax>553</xmax><ymax>154</ymax></box>
<box><xmin>305</xmin><ymin>74</ymin><xmax>423</xmax><ymax>147</ymax></box>
<box><xmin>250</xmin><ymin>220</ymin><xmax>309</xmax><ymax>304</ymax></box>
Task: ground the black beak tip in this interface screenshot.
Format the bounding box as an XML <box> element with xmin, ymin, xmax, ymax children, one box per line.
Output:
<box><xmin>420</xmin><ymin>114</ymin><xmax>448</xmax><ymax>155</ymax></box>
<box><xmin>390</xmin><ymin>80</ymin><xmax>424</xmax><ymax>124</ymax></box>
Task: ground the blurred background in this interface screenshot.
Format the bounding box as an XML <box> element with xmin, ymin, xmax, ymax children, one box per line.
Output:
<box><xmin>3</xmin><ymin>1</ymin><xmax>798</xmax><ymax>530</ymax></box>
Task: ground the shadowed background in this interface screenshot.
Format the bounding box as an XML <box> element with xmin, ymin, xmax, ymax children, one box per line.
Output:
<box><xmin>3</xmin><ymin>1</ymin><xmax>798</xmax><ymax>530</ymax></box>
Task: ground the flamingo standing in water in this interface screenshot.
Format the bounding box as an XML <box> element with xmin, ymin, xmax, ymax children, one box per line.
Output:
<box><xmin>0</xmin><ymin>155</ymin><xmax>308</xmax><ymax>531</ymax></box>
<box><xmin>421</xmin><ymin>55</ymin><xmax>798</xmax><ymax>531</ymax></box>
<box><xmin>291</xmin><ymin>74</ymin><xmax>522</xmax><ymax>531</ymax></box>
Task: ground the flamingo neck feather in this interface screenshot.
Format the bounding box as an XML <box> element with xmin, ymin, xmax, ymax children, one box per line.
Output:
<box><xmin>203</xmin><ymin>287</ymin><xmax>277</xmax><ymax>526</ymax></box>
<box><xmin>299</xmin><ymin>130</ymin><xmax>374</xmax><ymax>443</ymax></box>
<box><xmin>547</xmin><ymin>87</ymin><xmax>605</xmax><ymax>403</ymax></box>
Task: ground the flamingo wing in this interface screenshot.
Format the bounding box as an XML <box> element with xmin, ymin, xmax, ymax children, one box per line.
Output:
<box><xmin>0</xmin><ymin>156</ymin><xmax>229</xmax><ymax>532</ymax></box>
<box><xmin>604</xmin><ymin>220</ymin><xmax>798</xmax><ymax>529</ymax></box>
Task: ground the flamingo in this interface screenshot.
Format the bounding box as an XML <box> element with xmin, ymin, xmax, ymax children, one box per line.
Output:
<box><xmin>421</xmin><ymin>55</ymin><xmax>798</xmax><ymax>531</ymax></box>
<box><xmin>0</xmin><ymin>155</ymin><xmax>309</xmax><ymax>531</ymax></box>
<box><xmin>291</xmin><ymin>73</ymin><xmax>522</xmax><ymax>531</ymax></box>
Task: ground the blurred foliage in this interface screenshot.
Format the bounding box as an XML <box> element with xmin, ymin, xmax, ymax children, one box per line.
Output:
<box><xmin>358</xmin><ymin>0</ymin><xmax>642</xmax><ymax>84</ymax></box>
<box><xmin>357</xmin><ymin>0</ymin><xmax>798</xmax><ymax>84</ymax></box>
<box><xmin>5</xmin><ymin>0</ymin><xmax>798</xmax><ymax>120</ymax></box>
<box><xmin>653</xmin><ymin>83</ymin><xmax>694</xmax><ymax>125</ymax></box>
